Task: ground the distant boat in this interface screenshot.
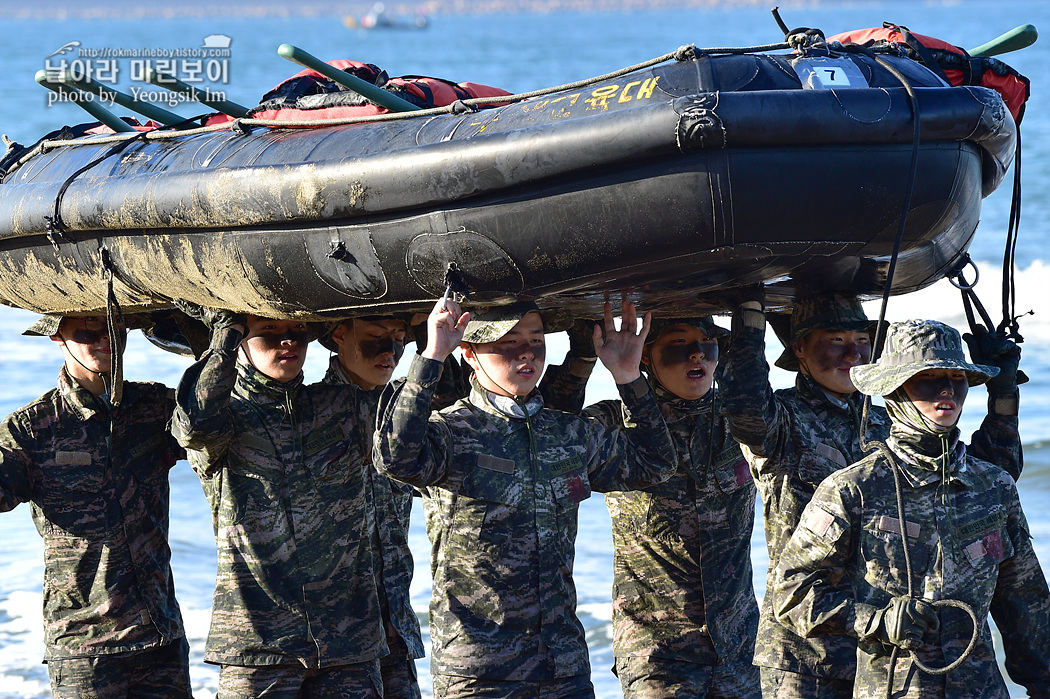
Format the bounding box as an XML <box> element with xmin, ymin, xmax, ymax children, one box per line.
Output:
<box><xmin>0</xmin><ymin>44</ymin><xmax>1017</xmax><ymax>325</ymax></box>
<box><xmin>344</xmin><ymin>3</ymin><xmax>429</xmax><ymax>31</ymax></box>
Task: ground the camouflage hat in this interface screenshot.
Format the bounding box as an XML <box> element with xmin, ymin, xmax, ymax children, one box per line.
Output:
<box><xmin>774</xmin><ymin>293</ymin><xmax>876</xmax><ymax>371</ymax></box>
<box><xmin>461</xmin><ymin>301</ymin><xmax>571</xmax><ymax>344</ymax></box>
<box><xmin>22</xmin><ymin>313</ymin><xmax>152</xmax><ymax>337</ymax></box>
<box><xmin>850</xmin><ymin>319</ymin><xmax>997</xmax><ymax>396</ymax></box>
<box><xmin>315</xmin><ymin>316</ymin><xmax>407</xmax><ymax>353</ymax></box>
<box><xmin>645</xmin><ymin>316</ymin><xmax>729</xmax><ymax>344</ymax></box>
<box><xmin>22</xmin><ymin>315</ymin><xmax>63</xmax><ymax>337</ymax></box>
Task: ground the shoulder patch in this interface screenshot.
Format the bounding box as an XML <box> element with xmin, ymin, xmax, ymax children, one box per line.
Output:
<box><xmin>478</xmin><ymin>454</ymin><xmax>516</xmax><ymax>474</ymax></box>
<box><xmin>55</xmin><ymin>450</ymin><xmax>92</xmax><ymax>466</ymax></box>
<box><xmin>802</xmin><ymin>506</ymin><xmax>836</xmax><ymax>538</ymax></box>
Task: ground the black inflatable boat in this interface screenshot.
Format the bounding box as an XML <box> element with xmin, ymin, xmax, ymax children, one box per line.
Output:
<box><xmin>0</xmin><ymin>44</ymin><xmax>1016</xmax><ymax>320</ymax></box>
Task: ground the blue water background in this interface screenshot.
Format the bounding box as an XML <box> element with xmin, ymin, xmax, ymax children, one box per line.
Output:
<box><xmin>1</xmin><ymin>1</ymin><xmax>1049</xmax><ymax>696</ymax></box>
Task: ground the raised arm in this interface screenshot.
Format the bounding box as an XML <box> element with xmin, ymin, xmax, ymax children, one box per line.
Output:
<box><xmin>373</xmin><ymin>298</ymin><xmax>467</xmax><ymax>487</ymax></box>
<box><xmin>169</xmin><ymin>309</ymin><xmax>245</xmax><ymax>474</ymax></box>
<box><xmin>964</xmin><ymin>329</ymin><xmax>1023</xmax><ymax>479</ymax></box>
<box><xmin>538</xmin><ymin>319</ymin><xmax>598</xmax><ymax>414</ymax></box>
<box><xmin>720</xmin><ymin>302</ymin><xmax>791</xmax><ymax>466</ymax></box>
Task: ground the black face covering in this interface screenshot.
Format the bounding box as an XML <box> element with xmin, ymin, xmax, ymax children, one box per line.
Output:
<box><xmin>358</xmin><ymin>334</ymin><xmax>406</xmax><ymax>362</ymax></box>
<box><xmin>655</xmin><ymin>339</ymin><xmax>718</xmax><ymax>366</ymax></box>
<box><xmin>249</xmin><ymin>328</ymin><xmax>310</xmax><ymax>350</ymax></box>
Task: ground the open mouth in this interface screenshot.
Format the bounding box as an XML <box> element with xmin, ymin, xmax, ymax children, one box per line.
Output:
<box><xmin>936</xmin><ymin>401</ymin><xmax>956</xmax><ymax>412</ymax></box>
<box><xmin>687</xmin><ymin>367</ymin><xmax>706</xmax><ymax>380</ymax></box>
<box><xmin>517</xmin><ymin>365</ymin><xmax>535</xmax><ymax>377</ymax></box>
<box><xmin>278</xmin><ymin>353</ymin><xmax>299</xmax><ymax>362</ymax></box>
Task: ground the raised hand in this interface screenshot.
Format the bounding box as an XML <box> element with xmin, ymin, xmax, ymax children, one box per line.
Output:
<box><xmin>594</xmin><ymin>294</ymin><xmax>651</xmax><ymax>384</ymax></box>
<box><xmin>422</xmin><ymin>297</ymin><xmax>470</xmax><ymax>361</ymax></box>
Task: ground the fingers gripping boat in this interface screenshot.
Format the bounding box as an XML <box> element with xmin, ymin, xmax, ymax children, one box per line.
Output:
<box><xmin>0</xmin><ymin>39</ymin><xmax>1018</xmax><ymax>322</ymax></box>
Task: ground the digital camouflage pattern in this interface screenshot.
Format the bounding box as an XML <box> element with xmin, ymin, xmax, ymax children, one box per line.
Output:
<box><xmin>771</xmin><ymin>443</ymin><xmax>1050</xmax><ymax>698</ymax></box>
<box><xmin>851</xmin><ymin>319</ymin><xmax>997</xmax><ymax>396</ymax></box>
<box><xmin>48</xmin><ymin>637</ymin><xmax>192</xmax><ymax>698</ymax></box>
<box><xmin>373</xmin><ymin>355</ymin><xmax>676</xmax><ymax>681</ymax></box>
<box><xmin>216</xmin><ymin>660</ymin><xmax>383</xmax><ymax>698</ymax></box>
<box><xmin>774</xmin><ymin>294</ymin><xmax>874</xmax><ymax>371</ymax></box>
<box><xmin>719</xmin><ymin>307</ymin><xmax>1023</xmax><ymax>682</ymax></box>
<box><xmin>322</xmin><ymin>356</ymin><xmax>425</xmax><ymax>688</ymax></box>
<box><xmin>543</xmin><ymin>356</ymin><xmax>759</xmax><ymax>695</ymax></box>
<box><xmin>0</xmin><ymin>367</ymin><xmax>187</xmax><ymax>661</ymax></box>
<box><xmin>171</xmin><ymin>326</ymin><xmax>387</xmax><ymax>668</ymax></box>
<box><xmin>461</xmin><ymin>302</ymin><xmax>573</xmax><ymax>344</ymax></box>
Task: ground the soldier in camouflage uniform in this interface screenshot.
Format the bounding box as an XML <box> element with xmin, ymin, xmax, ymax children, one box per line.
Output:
<box><xmin>320</xmin><ymin>316</ymin><xmax>425</xmax><ymax>699</ymax></box>
<box><xmin>171</xmin><ymin>311</ymin><xmax>387</xmax><ymax>698</ymax></box>
<box><xmin>772</xmin><ymin>319</ymin><xmax>1050</xmax><ymax>698</ymax></box>
<box><xmin>541</xmin><ymin>317</ymin><xmax>760</xmax><ymax>698</ymax></box>
<box><xmin>719</xmin><ymin>294</ymin><xmax>1023</xmax><ymax>699</ymax></box>
<box><xmin>373</xmin><ymin>297</ymin><xmax>677</xmax><ymax>699</ymax></box>
<box><xmin>0</xmin><ymin>314</ymin><xmax>191</xmax><ymax>698</ymax></box>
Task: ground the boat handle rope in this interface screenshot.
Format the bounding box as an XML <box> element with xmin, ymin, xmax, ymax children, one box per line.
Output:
<box><xmin>870</xmin><ymin>440</ymin><xmax>980</xmax><ymax>694</ymax></box>
<box><xmin>100</xmin><ymin>246</ymin><xmax>125</xmax><ymax>407</ymax></box>
<box><xmin>12</xmin><ymin>39</ymin><xmax>800</xmax><ymax>166</ymax></box>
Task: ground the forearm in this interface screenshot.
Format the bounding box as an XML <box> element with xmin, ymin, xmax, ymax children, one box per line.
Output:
<box><xmin>373</xmin><ymin>355</ymin><xmax>450</xmax><ymax>487</ymax></box>
<box><xmin>968</xmin><ymin>388</ymin><xmax>1022</xmax><ymax>480</ymax></box>
<box><xmin>538</xmin><ymin>352</ymin><xmax>594</xmax><ymax>414</ymax></box>
<box><xmin>720</xmin><ymin>305</ymin><xmax>781</xmax><ymax>455</ymax></box>
<box><xmin>170</xmin><ymin>326</ymin><xmax>240</xmax><ymax>454</ymax></box>
<box><xmin>591</xmin><ymin>377</ymin><xmax>676</xmax><ymax>491</ymax></box>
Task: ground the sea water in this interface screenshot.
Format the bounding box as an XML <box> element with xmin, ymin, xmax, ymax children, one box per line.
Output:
<box><xmin>0</xmin><ymin>1</ymin><xmax>1048</xmax><ymax>696</ymax></box>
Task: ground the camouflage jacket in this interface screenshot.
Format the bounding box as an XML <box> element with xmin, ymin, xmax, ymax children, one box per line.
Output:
<box><xmin>373</xmin><ymin>355</ymin><xmax>677</xmax><ymax>680</ymax></box>
<box><xmin>171</xmin><ymin>327</ymin><xmax>386</xmax><ymax>668</ymax></box>
<box><xmin>321</xmin><ymin>357</ymin><xmax>424</xmax><ymax>661</ymax></box>
<box><xmin>590</xmin><ymin>384</ymin><xmax>758</xmax><ymax>665</ymax></box>
<box><xmin>772</xmin><ymin>441</ymin><xmax>1050</xmax><ymax>699</ymax></box>
<box><xmin>719</xmin><ymin>307</ymin><xmax>1023</xmax><ymax>678</ymax></box>
<box><xmin>0</xmin><ymin>368</ymin><xmax>186</xmax><ymax>659</ymax></box>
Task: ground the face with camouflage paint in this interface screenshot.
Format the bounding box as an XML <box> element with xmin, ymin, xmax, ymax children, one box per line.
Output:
<box><xmin>902</xmin><ymin>368</ymin><xmax>968</xmax><ymax>428</ymax></box>
<box><xmin>642</xmin><ymin>324</ymin><xmax>718</xmax><ymax>400</ymax></box>
<box><xmin>331</xmin><ymin>318</ymin><xmax>407</xmax><ymax>391</ymax></box>
<box><xmin>51</xmin><ymin>316</ymin><xmax>125</xmax><ymax>381</ymax></box>
<box><xmin>241</xmin><ymin>316</ymin><xmax>309</xmax><ymax>382</ymax></box>
<box><xmin>793</xmin><ymin>328</ymin><xmax>872</xmax><ymax>397</ymax></box>
<box><xmin>462</xmin><ymin>311</ymin><xmax>545</xmax><ymax>398</ymax></box>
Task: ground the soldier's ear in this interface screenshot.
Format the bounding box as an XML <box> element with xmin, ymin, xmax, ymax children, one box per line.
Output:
<box><xmin>640</xmin><ymin>344</ymin><xmax>651</xmax><ymax>368</ymax></box>
<box><xmin>461</xmin><ymin>343</ymin><xmax>481</xmax><ymax>373</ymax></box>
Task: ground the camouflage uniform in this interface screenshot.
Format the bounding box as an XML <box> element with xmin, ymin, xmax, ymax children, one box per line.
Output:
<box><xmin>0</xmin><ymin>365</ymin><xmax>191</xmax><ymax>697</ymax></box>
<box><xmin>772</xmin><ymin>320</ymin><xmax>1050</xmax><ymax>699</ymax></box>
<box><xmin>719</xmin><ymin>303</ymin><xmax>1022</xmax><ymax>696</ymax></box>
<box><xmin>542</xmin><ymin>318</ymin><xmax>760</xmax><ymax>698</ymax></box>
<box><xmin>322</xmin><ymin>355</ymin><xmax>424</xmax><ymax>699</ymax></box>
<box><xmin>171</xmin><ymin>326</ymin><xmax>386</xmax><ymax>695</ymax></box>
<box><xmin>373</xmin><ymin>354</ymin><xmax>677</xmax><ymax>693</ymax></box>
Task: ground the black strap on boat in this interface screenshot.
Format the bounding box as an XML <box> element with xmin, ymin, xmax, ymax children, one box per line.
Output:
<box><xmin>100</xmin><ymin>246</ymin><xmax>125</xmax><ymax>407</ymax></box>
<box><xmin>885</xmin><ymin>22</ymin><xmax>953</xmax><ymax>85</ymax></box>
<box><xmin>44</xmin><ymin>129</ymin><xmax>151</xmax><ymax>251</ymax></box>
<box><xmin>855</xmin><ymin>48</ymin><xmax>923</xmax><ymax>450</ymax></box>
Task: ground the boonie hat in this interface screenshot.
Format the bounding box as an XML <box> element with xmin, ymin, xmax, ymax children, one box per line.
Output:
<box><xmin>23</xmin><ymin>313</ymin><xmax>151</xmax><ymax>337</ymax></box>
<box><xmin>850</xmin><ymin>319</ymin><xmax>997</xmax><ymax>397</ymax></box>
<box><xmin>774</xmin><ymin>293</ymin><xmax>877</xmax><ymax>371</ymax></box>
<box><xmin>461</xmin><ymin>301</ymin><xmax>571</xmax><ymax>344</ymax></box>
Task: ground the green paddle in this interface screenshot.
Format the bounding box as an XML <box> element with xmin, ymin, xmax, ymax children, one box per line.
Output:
<box><xmin>35</xmin><ymin>70</ymin><xmax>135</xmax><ymax>133</ymax></box>
<box><xmin>58</xmin><ymin>72</ymin><xmax>188</xmax><ymax>128</ymax></box>
<box><xmin>968</xmin><ymin>24</ymin><xmax>1038</xmax><ymax>57</ymax></box>
<box><xmin>277</xmin><ymin>44</ymin><xmax>421</xmax><ymax>113</ymax></box>
<box><xmin>142</xmin><ymin>67</ymin><xmax>250</xmax><ymax>118</ymax></box>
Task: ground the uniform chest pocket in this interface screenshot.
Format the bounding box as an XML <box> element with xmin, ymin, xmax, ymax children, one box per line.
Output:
<box><xmin>798</xmin><ymin>447</ymin><xmax>847</xmax><ymax>490</ymax></box>
<box><xmin>303</xmin><ymin>425</ymin><xmax>356</xmax><ymax>483</ymax></box>
<box><xmin>458</xmin><ymin>458</ymin><xmax>520</xmax><ymax>546</ymax></box>
<box><xmin>47</xmin><ymin>451</ymin><xmax>104</xmax><ymax>493</ymax></box>
<box><xmin>962</xmin><ymin>525</ymin><xmax>1013</xmax><ymax>574</ymax></box>
<box><xmin>711</xmin><ymin>446</ymin><xmax>752</xmax><ymax>495</ymax></box>
<box><xmin>861</xmin><ymin>524</ymin><xmax>931</xmax><ymax>595</ymax></box>
<box><xmin>126</xmin><ymin>434</ymin><xmax>169</xmax><ymax>486</ymax></box>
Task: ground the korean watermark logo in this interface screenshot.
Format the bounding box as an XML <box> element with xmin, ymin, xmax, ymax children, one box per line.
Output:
<box><xmin>42</xmin><ymin>35</ymin><xmax>233</xmax><ymax>108</ymax></box>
